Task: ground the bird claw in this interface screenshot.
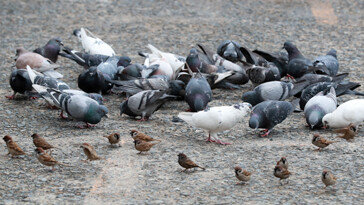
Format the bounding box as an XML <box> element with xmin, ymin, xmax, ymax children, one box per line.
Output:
<box><xmin>260</xmin><ymin>129</ymin><xmax>270</xmax><ymax>137</ymax></box>
<box><xmin>5</xmin><ymin>95</ymin><xmax>15</xmax><ymax>100</ymax></box>
<box><xmin>137</xmin><ymin>117</ymin><xmax>148</xmax><ymax>122</ymax></box>
<box><xmin>75</xmin><ymin>123</ymin><xmax>95</xmax><ymax>129</ymax></box>
<box><xmin>205</xmin><ymin>138</ymin><xmax>216</xmax><ymax>143</ymax></box>
<box><xmin>215</xmin><ymin>139</ymin><xmax>231</xmax><ymax>145</ymax></box>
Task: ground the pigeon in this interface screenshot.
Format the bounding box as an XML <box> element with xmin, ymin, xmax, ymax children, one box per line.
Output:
<box><xmin>111</xmin><ymin>78</ymin><xmax>175</xmax><ymax>96</ymax></box>
<box><xmin>299</xmin><ymin>81</ymin><xmax>363</xmax><ymax>110</ymax></box>
<box><xmin>249</xmin><ymin>100</ymin><xmax>294</xmax><ymax>137</ymax></box>
<box><xmin>115</xmin><ymin>63</ymin><xmax>143</xmax><ymax>80</ymax></box>
<box><xmin>33</xmin><ymin>38</ymin><xmax>63</xmax><ymax>63</ymax></box>
<box><xmin>178</xmin><ymin>103</ymin><xmax>252</xmax><ymax>145</ymax></box>
<box><xmin>304</xmin><ymin>87</ymin><xmax>337</xmax><ymax>129</ymax></box>
<box><xmin>313</xmin><ymin>49</ymin><xmax>339</xmax><ymax>76</ymax></box>
<box><xmin>240</xmin><ymin>46</ymin><xmax>270</xmax><ymax>66</ymax></box>
<box><xmin>322</xmin><ymin>99</ymin><xmax>364</xmax><ymax>129</ymax></box>
<box><xmin>32</xmin><ymin>84</ymin><xmax>108</xmax><ymax>128</ymax></box>
<box><xmin>186</xmin><ymin>48</ymin><xmax>219</xmax><ymax>73</ymax></box>
<box><xmin>119</xmin><ymin>90</ymin><xmax>176</xmax><ymax>121</ymax></box>
<box><xmin>296</xmin><ymin>73</ymin><xmax>348</xmax><ymax>85</ymax></box>
<box><xmin>252</xmin><ymin>49</ymin><xmax>289</xmax><ymax>77</ymax></box>
<box><xmin>26</xmin><ymin>65</ymin><xmax>104</xmax><ymax>106</ymax></box>
<box><xmin>216</xmin><ymin>40</ymin><xmax>242</xmax><ymax>62</ymax></box>
<box><xmin>143</xmin><ymin>44</ymin><xmax>185</xmax><ymax>76</ymax></box>
<box><xmin>7</xmin><ymin>69</ymin><xmax>33</xmax><ymax>99</ymax></box>
<box><xmin>141</xmin><ymin>63</ymin><xmax>174</xmax><ymax>80</ymax></box>
<box><xmin>15</xmin><ymin>47</ymin><xmax>63</xmax><ymax>79</ymax></box>
<box><xmin>283</xmin><ymin>42</ymin><xmax>314</xmax><ymax>78</ymax></box>
<box><xmin>78</xmin><ymin>67</ymin><xmax>107</xmax><ymax>94</ymax></box>
<box><xmin>26</xmin><ymin>65</ymin><xmax>70</xmax><ymax>91</ymax></box>
<box><xmin>59</xmin><ymin>46</ymin><xmax>131</xmax><ymax>69</ymax></box>
<box><xmin>241</xmin><ymin>80</ymin><xmax>309</xmax><ymax>106</ymax></box>
<box><xmin>246</xmin><ymin>64</ymin><xmax>281</xmax><ymax>85</ymax></box>
<box><xmin>185</xmin><ymin>72</ymin><xmax>212</xmax><ymax>112</ymax></box>
<box><xmin>73</xmin><ymin>28</ymin><xmax>115</xmax><ymax>56</ymax></box>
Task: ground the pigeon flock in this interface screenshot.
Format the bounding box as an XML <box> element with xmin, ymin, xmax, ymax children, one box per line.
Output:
<box><xmin>3</xmin><ymin>27</ymin><xmax>364</xmax><ymax>189</ymax></box>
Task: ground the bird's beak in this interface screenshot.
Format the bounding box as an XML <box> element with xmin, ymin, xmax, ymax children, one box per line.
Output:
<box><xmin>104</xmin><ymin>114</ymin><xmax>109</xmax><ymax>118</ymax></box>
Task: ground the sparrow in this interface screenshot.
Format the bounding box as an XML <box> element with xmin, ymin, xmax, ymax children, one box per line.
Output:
<box><xmin>178</xmin><ymin>153</ymin><xmax>205</xmax><ymax>171</ymax></box>
<box><xmin>133</xmin><ymin>139</ymin><xmax>159</xmax><ymax>154</ymax></box>
<box><xmin>130</xmin><ymin>130</ymin><xmax>161</xmax><ymax>142</ymax></box>
<box><xmin>103</xmin><ymin>133</ymin><xmax>121</xmax><ymax>146</ymax></box>
<box><xmin>312</xmin><ymin>134</ymin><xmax>337</xmax><ymax>151</ymax></box>
<box><xmin>35</xmin><ymin>147</ymin><xmax>68</xmax><ymax>170</ymax></box>
<box><xmin>277</xmin><ymin>157</ymin><xmax>288</xmax><ymax>170</ymax></box>
<box><xmin>31</xmin><ymin>133</ymin><xmax>59</xmax><ymax>154</ymax></box>
<box><xmin>234</xmin><ymin>166</ymin><xmax>252</xmax><ymax>184</ymax></box>
<box><xmin>334</xmin><ymin>123</ymin><xmax>357</xmax><ymax>141</ymax></box>
<box><xmin>3</xmin><ymin>135</ymin><xmax>27</xmax><ymax>157</ymax></box>
<box><xmin>80</xmin><ymin>143</ymin><xmax>102</xmax><ymax>161</ymax></box>
<box><xmin>321</xmin><ymin>170</ymin><xmax>337</xmax><ymax>188</ymax></box>
<box><xmin>274</xmin><ymin>165</ymin><xmax>291</xmax><ymax>183</ymax></box>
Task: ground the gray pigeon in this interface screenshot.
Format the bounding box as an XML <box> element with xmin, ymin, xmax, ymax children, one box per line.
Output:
<box><xmin>32</xmin><ymin>84</ymin><xmax>108</xmax><ymax>128</ymax></box>
<box><xmin>26</xmin><ymin>66</ymin><xmax>69</xmax><ymax>91</ymax></box>
<box><xmin>119</xmin><ymin>90</ymin><xmax>176</xmax><ymax>121</ymax></box>
<box><xmin>304</xmin><ymin>87</ymin><xmax>337</xmax><ymax>129</ymax></box>
<box><xmin>249</xmin><ymin>100</ymin><xmax>294</xmax><ymax>137</ymax></box>
<box><xmin>185</xmin><ymin>72</ymin><xmax>212</xmax><ymax>112</ymax></box>
<box><xmin>241</xmin><ymin>80</ymin><xmax>308</xmax><ymax>106</ymax></box>
<box><xmin>33</xmin><ymin>38</ymin><xmax>63</xmax><ymax>63</ymax></box>
<box><xmin>283</xmin><ymin>42</ymin><xmax>313</xmax><ymax>78</ymax></box>
<box><xmin>312</xmin><ymin>49</ymin><xmax>339</xmax><ymax>76</ymax></box>
<box><xmin>111</xmin><ymin>78</ymin><xmax>170</xmax><ymax>96</ymax></box>
<box><xmin>217</xmin><ymin>40</ymin><xmax>242</xmax><ymax>62</ymax></box>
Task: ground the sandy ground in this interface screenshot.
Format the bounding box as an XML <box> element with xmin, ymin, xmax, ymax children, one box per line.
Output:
<box><xmin>0</xmin><ymin>0</ymin><xmax>363</xmax><ymax>204</ymax></box>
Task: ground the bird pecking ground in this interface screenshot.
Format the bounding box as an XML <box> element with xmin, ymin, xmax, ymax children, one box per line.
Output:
<box><xmin>0</xmin><ymin>0</ymin><xmax>363</xmax><ymax>204</ymax></box>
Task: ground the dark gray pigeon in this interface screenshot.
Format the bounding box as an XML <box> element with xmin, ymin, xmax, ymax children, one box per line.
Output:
<box><xmin>312</xmin><ymin>49</ymin><xmax>339</xmax><ymax>76</ymax></box>
<box><xmin>119</xmin><ymin>90</ymin><xmax>176</xmax><ymax>121</ymax></box>
<box><xmin>186</xmin><ymin>48</ymin><xmax>219</xmax><ymax>73</ymax></box>
<box><xmin>32</xmin><ymin>84</ymin><xmax>108</xmax><ymax>128</ymax></box>
<box><xmin>304</xmin><ymin>87</ymin><xmax>337</xmax><ymax>129</ymax></box>
<box><xmin>185</xmin><ymin>72</ymin><xmax>212</xmax><ymax>112</ymax></box>
<box><xmin>115</xmin><ymin>64</ymin><xmax>143</xmax><ymax>81</ymax></box>
<box><xmin>59</xmin><ymin>47</ymin><xmax>131</xmax><ymax>69</ymax></box>
<box><xmin>246</xmin><ymin>64</ymin><xmax>281</xmax><ymax>85</ymax></box>
<box><xmin>252</xmin><ymin>49</ymin><xmax>289</xmax><ymax>77</ymax></box>
<box><xmin>33</xmin><ymin>38</ymin><xmax>63</xmax><ymax>63</ymax></box>
<box><xmin>7</xmin><ymin>69</ymin><xmax>33</xmax><ymax>99</ymax></box>
<box><xmin>299</xmin><ymin>81</ymin><xmax>364</xmax><ymax>110</ymax></box>
<box><xmin>241</xmin><ymin>80</ymin><xmax>308</xmax><ymax>106</ymax></box>
<box><xmin>249</xmin><ymin>100</ymin><xmax>294</xmax><ymax>137</ymax></box>
<box><xmin>296</xmin><ymin>73</ymin><xmax>348</xmax><ymax>85</ymax></box>
<box><xmin>283</xmin><ymin>42</ymin><xmax>313</xmax><ymax>78</ymax></box>
<box><xmin>78</xmin><ymin>67</ymin><xmax>107</xmax><ymax>94</ymax></box>
<box><xmin>217</xmin><ymin>40</ymin><xmax>242</xmax><ymax>62</ymax></box>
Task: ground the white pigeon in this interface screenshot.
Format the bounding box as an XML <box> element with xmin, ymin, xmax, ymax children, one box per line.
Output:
<box><xmin>178</xmin><ymin>103</ymin><xmax>252</xmax><ymax>145</ymax></box>
<box><xmin>144</xmin><ymin>44</ymin><xmax>185</xmax><ymax>79</ymax></box>
<box><xmin>322</xmin><ymin>99</ymin><xmax>364</xmax><ymax>129</ymax></box>
<box><xmin>75</xmin><ymin>28</ymin><xmax>115</xmax><ymax>56</ymax></box>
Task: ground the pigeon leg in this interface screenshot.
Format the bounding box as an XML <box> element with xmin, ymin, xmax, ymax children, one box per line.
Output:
<box><xmin>29</xmin><ymin>96</ymin><xmax>38</xmax><ymax>100</ymax></box>
<box><xmin>205</xmin><ymin>133</ymin><xmax>216</xmax><ymax>143</ymax></box>
<box><xmin>260</xmin><ymin>129</ymin><xmax>271</xmax><ymax>137</ymax></box>
<box><xmin>137</xmin><ymin>117</ymin><xmax>148</xmax><ymax>122</ymax></box>
<box><xmin>214</xmin><ymin>139</ymin><xmax>232</xmax><ymax>145</ymax></box>
<box><xmin>60</xmin><ymin>111</ymin><xmax>67</xmax><ymax>119</ymax></box>
<box><xmin>76</xmin><ymin>123</ymin><xmax>95</xmax><ymax>129</ymax></box>
<box><xmin>5</xmin><ymin>92</ymin><xmax>16</xmax><ymax>100</ymax></box>
<box><xmin>286</xmin><ymin>74</ymin><xmax>295</xmax><ymax>80</ymax></box>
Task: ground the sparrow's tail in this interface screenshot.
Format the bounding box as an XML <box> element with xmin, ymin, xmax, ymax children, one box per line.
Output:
<box><xmin>198</xmin><ymin>166</ymin><xmax>206</xmax><ymax>170</ymax></box>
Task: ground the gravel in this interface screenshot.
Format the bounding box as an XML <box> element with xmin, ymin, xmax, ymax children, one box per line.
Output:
<box><xmin>0</xmin><ymin>0</ymin><xmax>363</xmax><ymax>204</ymax></box>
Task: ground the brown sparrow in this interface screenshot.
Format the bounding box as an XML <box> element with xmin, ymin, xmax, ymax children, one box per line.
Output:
<box><xmin>103</xmin><ymin>133</ymin><xmax>121</xmax><ymax>146</ymax></box>
<box><xmin>321</xmin><ymin>170</ymin><xmax>337</xmax><ymax>188</ymax></box>
<box><xmin>134</xmin><ymin>139</ymin><xmax>159</xmax><ymax>154</ymax></box>
<box><xmin>31</xmin><ymin>133</ymin><xmax>59</xmax><ymax>154</ymax></box>
<box><xmin>334</xmin><ymin>123</ymin><xmax>357</xmax><ymax>141</ymax></box>
<box><xmin>130</xmin><ymin>130</ymin><xmax>161</xmax><ymax>142</ymax></box>
<box><xmin>312</xmin><ymin>134</ymin><xmax>337</xmax><ymax>151</ymax></box>
<box><xmin>277</xmin><ymin>157</ymin><xmax>288</xmax><ymax>170</ymax></box>
<box><xmin>35</xmin><ymin>147</ymin><xmax>68</xmax><ymax>170</ymax></box>
<box><xmin>80</xmin><ymin>143</ymin><xmax>102</xmax><ymax>161</ymax></box>
<box><xmin>3</xmin><ymin>135</ymin><xmax>26</xmax><ymax>157</ymax></box>
<box><xmin>178</xmin><ymin>153</ymin><xmax>205</xmax><ymax>171</ymax></box>
<box><xmin>234</xmin><ymin>166</ymin><xmax>252</xmax><ymax>184</ymax></box>
<box><xmin>274</xmin><ymin>165</ymin><xmax>291</xmax><ymax>183</ymax></box>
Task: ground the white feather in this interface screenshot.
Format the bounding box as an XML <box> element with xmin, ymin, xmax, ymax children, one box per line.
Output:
<box><xmin>78</xmin><ymin>28</ymin><xmax>115</xmax><ymax>56</ymax></box>
<box><xmin>322</xmin><ymin>99</ymin><xmax>364</xmax><ymax>128</ymax></box>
